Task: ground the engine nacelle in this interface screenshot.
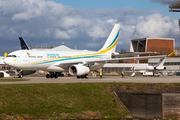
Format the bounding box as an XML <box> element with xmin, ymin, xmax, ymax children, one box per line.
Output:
<box><xmin>155</xmin><ymin>67</ymin><xmax>166</xmax><ymax>70</ymax></box>
<box><xmin>69</xmin><ymin>64</ymin><xmax>90</xmax><ymax>76</ymax></box>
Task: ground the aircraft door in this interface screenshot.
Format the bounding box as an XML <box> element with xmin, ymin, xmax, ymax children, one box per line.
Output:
<box><xmin>23</xmin><ymin>52</ymin><xmax>29</xmax><ymax>65</ymax></box>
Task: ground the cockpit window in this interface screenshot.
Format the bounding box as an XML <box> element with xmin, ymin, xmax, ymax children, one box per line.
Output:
<box><xmin>7</xmin><ymin>55</ymin><xmax>17</xmax><ymax>57</ymax></box>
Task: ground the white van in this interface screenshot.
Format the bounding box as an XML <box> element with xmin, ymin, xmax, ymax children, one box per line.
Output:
<box><xmin>0</xmin><ymin>70</ymin><xmax>10</xmax><ymax>78</ymax></box>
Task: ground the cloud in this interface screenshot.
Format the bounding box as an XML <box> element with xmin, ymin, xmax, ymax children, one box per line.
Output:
<box><xmin>150</xmin><ymin>0</ymin><xmax>178</xmax><ymax>5</ymax></box>
<box><xmin>133</xmin><ymin>13</ymin><xmax>179</xmax><ymax>39</ymax></box>
<box><xmin>0</xmin><ymin>0</ymin><xmax>179</xmax><ymax>56</ymax></box>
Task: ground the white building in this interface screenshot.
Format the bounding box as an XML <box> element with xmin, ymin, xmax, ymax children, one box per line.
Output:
<box><xmin>148</xmin><ymin>57</ymin><xmax>180</xmax><ymax>71</ymax></box>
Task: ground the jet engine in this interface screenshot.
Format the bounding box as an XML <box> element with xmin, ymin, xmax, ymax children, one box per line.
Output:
<box><xmin>69</xmin><ymin>64</ymin><xmax>90</xmax><ymax>76</ymax></box>
<box><xmin>154</xmin><ymin>67</ymin><xmax>166</xmax><ymax>70</ymax></box>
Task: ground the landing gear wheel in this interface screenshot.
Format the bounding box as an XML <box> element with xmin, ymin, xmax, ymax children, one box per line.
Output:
<box><xmin>50</xmin><ymin>74</ymin><xmax>54</xmax><ymax>78</ymax></box>
<box><xmin>77</xmin><ymin>76</ymin><xmax>80</xmax><ymax>79</ymax></box>
<box><xmin>84</xmin><ymin>74</ymin><xmax>88</xmax><ymax>79</ymax></box>
<box><xmin>46</xmin><ymin>74</ymin><xmax>50</xmax><ymax>78</ymax></box>
<box><xmin>18</xmin><ymin>74</ymin><xmax>23</xmax><ymax>78</ymax></box>
<box><xmin>54</xmin><ymin>74</ymin><xmax>58</xmax><ymax>78</ymax></box>
<box><xmin>80</xmin><ymin>76</ymin><xmax>84</xmax><ymax>79</ymax></box>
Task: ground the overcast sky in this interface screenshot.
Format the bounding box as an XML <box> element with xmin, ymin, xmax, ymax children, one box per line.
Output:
<box><xmin>0</xmin><ymin>0</ymin><xmax>179</xmax><ymax>56</ymax></box>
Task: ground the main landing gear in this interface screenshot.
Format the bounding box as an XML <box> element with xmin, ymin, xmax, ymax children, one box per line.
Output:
<box><xmin>46</xmin><ymin>73</ymin><xmax>58</xmax><ymax>78</ymax></box>
<box><xmin>46</xmin><ymin>72</ymin><xmax>63</xmax><ymax>79</ymax></box>
<box><xmin>76</xmin><ymin>74</ymin><xmax>88</xmax><ymax>79</ymax></box>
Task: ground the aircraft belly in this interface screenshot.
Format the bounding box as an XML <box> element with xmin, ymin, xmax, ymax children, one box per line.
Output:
<box><xmin>45</xmin><ymin>64</ymin><xmax>65</xmax><ymax>72</ymax></box>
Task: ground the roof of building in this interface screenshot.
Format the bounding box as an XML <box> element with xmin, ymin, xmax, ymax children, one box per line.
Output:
<box><xmin>169</xmin><ymin>0</ymin><xmax>180</xmax><ymax>9</ymax></box>
<box><xmin>131</xmin><ymin>38</ymin><xmax>174</xmax><ymax>41</ymax></box>
<box><xmin>51</xmin><ymin>45</ymin><xmax>73</xmax><ymax>51</ymax></box>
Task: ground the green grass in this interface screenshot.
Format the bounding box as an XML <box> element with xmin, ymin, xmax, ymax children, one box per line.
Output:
<box><xmin>1</xmin><ymin>83</ymin><xmax>180</xmax><ymax>119</ymax></box>
<box><xmin>0</xmin><ymin>78</ymin><xmax>29</xmax><ymax>82</ymax></box>
<box><xmin>0</xmin><ymin>83</ymin><xmax>129</xmax><ymax>119</ymax></box>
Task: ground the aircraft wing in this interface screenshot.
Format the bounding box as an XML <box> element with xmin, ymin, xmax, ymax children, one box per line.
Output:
<box><xmin>53</xmin><ymin>55</ymin><xmax>167</xmax><ymax>68</ymax></box>
<box><xmin>113</xmin><ymin>50</ymin><xmax>176</xmax><ymax>58</ymax></box>
<box><xmin>112</xmin><ymin>52</ymin><xmax>161</xmax><ymax>58</ymax></box>
<box><xmin>110</xmin><ymin>55</ymin><xmax>167</xmax><ymax>61</ymax></box>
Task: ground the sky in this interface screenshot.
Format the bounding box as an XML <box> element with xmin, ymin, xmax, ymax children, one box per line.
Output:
<box><xmin>0</xmin><ymin>0</ymin><xmax>179</xmax><ymax>56</ymax></box>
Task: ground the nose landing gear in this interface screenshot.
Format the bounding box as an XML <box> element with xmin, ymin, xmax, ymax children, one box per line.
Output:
<box><xmin>14</xmin><ymin>69</ymin><xmax>23</xmax><ymax>78</ymax></box>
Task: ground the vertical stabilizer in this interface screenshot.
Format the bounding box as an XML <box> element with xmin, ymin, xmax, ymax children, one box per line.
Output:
<box><xmin>99</xmin><ymin>24</ymin><xmax>120</xmax><ymax>54</ymax></box>
<box><xmin>154</xmin><ymin>57</ymin><xmax>166</xmax><ymax>68</ymax></box>
<box><xmin>19</xmin><ymin>37</ymin><xmax>30</xmax><ymax>50</ymax></box>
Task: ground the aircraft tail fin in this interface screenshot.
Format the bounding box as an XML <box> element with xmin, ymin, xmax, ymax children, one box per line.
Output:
<box><xmin>99</xmin><ymin>24</ymin><xmax>120</xmax><ymax>54</ymax></box>
<box><xmin>19</xmin><ymin>37</ymin><xmax>30</xmax><ymax>50</ymax></box>
<box><xmin>154</xmin><ymin>57</ymin><xmax>166</xmax><ymax>68</ymax></box>
<box><xmin>155</xmin><ymin>50</ymin><xmax>176</xmax><ymax>68</ymax></box>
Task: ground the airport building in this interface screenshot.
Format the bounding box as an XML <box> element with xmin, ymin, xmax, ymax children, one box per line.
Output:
<box><xmin>148</xmin><ymin>57</ymin><xmax>180</xmax><ymax>70</ymax></box>
<box><xmin>102</xmin><ymin>38</ymin><xmax>179</xmax><ymax>75</ymax></box>
<box><xmin>130</xmin><ymin>38</ymin><xmax>174</xmax><ymax>55</ymax></box>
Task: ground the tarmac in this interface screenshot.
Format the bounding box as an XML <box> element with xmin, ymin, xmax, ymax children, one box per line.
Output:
<box><xmin>0</xmin><ymin>75</ymin><xmax>180</xmax><ymax>84</ymax></box>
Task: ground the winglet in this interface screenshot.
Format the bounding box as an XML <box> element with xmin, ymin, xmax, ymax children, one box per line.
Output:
<box><xmin>168</xmin><ymin>50</ymin><xmax>176</xmax><ymax>56</ymax></box>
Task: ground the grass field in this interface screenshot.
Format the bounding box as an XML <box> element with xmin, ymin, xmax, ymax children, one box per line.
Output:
<box><xmin>0</xmin><ymin>83</ymin><xmax>129</xmax><ymax>119</ymax></box>
<box><xmin>0</xmin><ymin>78</ymin><xmax>29</xmax><ymax>82</ymax></box>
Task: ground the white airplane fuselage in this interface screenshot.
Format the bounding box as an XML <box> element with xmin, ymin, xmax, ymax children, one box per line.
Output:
<box><xmin>4</xmin><ymin>49</ymin><xmax>109</xmax><ymax>72</ymax></box>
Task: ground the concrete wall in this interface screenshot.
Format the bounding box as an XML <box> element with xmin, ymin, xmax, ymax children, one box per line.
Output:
<box><xmin>162</xmin><ymin>94</ymin><xmax>180</xmax><ymax>118</ymax></box>
<box><xmin>115</xmin><ymin>91</ymin><xmax>180</xmax><ymax>119</ymax></box>
<box><xmin>131</xmin><ymin>94</ymin><xmax>162</xmax><ymax>119</ymax></box>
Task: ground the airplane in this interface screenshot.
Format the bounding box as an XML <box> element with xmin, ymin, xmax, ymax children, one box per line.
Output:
<box><xmin>130</xmin><ymin>50</ymin><xmax>176</xmax><ymax>77</ymax></box>
<box><xmin>131</xmin><ymin>57</ymin><xmax>166</xmax><ymax>77</ymax></box>
<box><xmin>3</xmin><ymin>24</ymin><xmax>168</xmax><ymax>79</ymax></box>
